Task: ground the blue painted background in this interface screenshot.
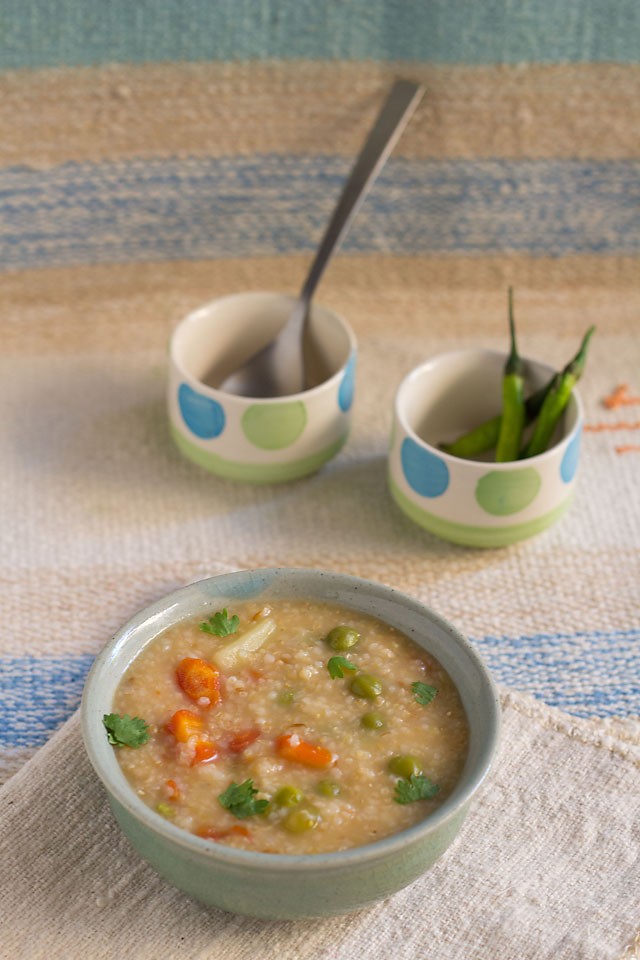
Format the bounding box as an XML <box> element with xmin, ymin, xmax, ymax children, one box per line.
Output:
<box><xmin>0</xmin><ymin>0</ymin><xmax>638</xmax><ymax>70</ymax></box>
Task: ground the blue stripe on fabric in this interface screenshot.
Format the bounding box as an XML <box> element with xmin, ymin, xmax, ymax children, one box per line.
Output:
<box><xmin>0</xmin><ymin>628</ymin><xmax>638</xmax><ymax>748</ymax></box>
<box><xmin>0</xmin><ymin>654</ymin><xmax>95</xmax><ymax>749</ymax></box>
<box><xmin>1</xmin><ymin>0</ymin><xmax>639</xmax><ymax>70</ymax></box>
<box><xmin>1</xmin><ymin>156</ymin><xmax>639</xmax><ymax>271</ymax></box>
<box><xmin>472</xmin><ymin>629</ymin><xmax>640</xmax><ymax>718</ymax></box>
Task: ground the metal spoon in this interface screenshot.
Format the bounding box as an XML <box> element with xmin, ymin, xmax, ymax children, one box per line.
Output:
<box><xmin>219</xmin><ymin>78</ymin><xmax>424</xmax><ymax>397</ymax></box>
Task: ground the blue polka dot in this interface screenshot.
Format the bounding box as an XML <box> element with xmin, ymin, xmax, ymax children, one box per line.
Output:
<box><xmin>401</xmin><ymin>438</ymin><xmax>450</xmax><ymax>498</ymax></box>
<box><xmin>178</xmin><ymin>383</ymin><xmax>225</xmax><ymax>439</ymax></box>
<box><xmin>338</xmin><ymin>354</ymin><xmax>356</xmax><ymax>412</ymax></box>
<box><xmin>560</xmin><ymin>428</ymin><xmax>581</xmax><ymax>483</ymax></box>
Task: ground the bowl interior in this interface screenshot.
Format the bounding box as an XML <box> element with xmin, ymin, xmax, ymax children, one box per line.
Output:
<box><xmin>171</xmin><ymin>292</ymin><xmax>354</xmax><ymax>393</ymax></box>
<box><xmin>82</xmin><ymin>568</ymin><xmax>500</xmax><ymax>866</ymax></box>
<box><xmin>398</xmin><ymin>348</ymin><xmax>579</xmax><ymax>457</ymax></box>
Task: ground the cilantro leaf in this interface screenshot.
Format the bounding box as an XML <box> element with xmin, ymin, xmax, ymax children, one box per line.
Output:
<box><xmin>102</xmin><ymin>713</ymin><xmax>150</xmax><ymax>748</ymax></box>
<box><xmin>200</xmin><ymin>608</ymin><xmax>240</xmax><ymax>637</ymax></box>
<box><xmin>394</xmin><ymin>774</ymin><xmax>440</xmax><ymax>805</ymax></box>
<box><xmin>327</xmin><ymin>656</ymin><xmax>358</xmax><ymax>679</ymax></box>
<box><xmin>411</xmin><ymin>681</ymin><xmax>438</xmax><ymax>706</ymax></box>
<box><xmin>218</xmin><ymin>779</ymin><xmax>269</xmax><ymax>819</ymax></box>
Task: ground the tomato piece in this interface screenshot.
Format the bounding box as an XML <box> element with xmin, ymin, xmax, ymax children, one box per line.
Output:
<box><xmin>176</xmin><ymin>657</ymin><xmax>222</xmax><ymax>706</ymax></box>
<box><xmin>227</xmin><ymin>728</ymin><xmax>261</xmax><ymax>754</ymax></box>
<box><xmin>165</xmin><ymin>778</ymin><xmax>181</xmax><ymax>800</ymax></box>
<box><xmin>275</xmin><ymin>733</ymin><xmax>336</xmax><ymax>768</ymax></box>
<box><xmin>191</xmin><ymin>741</ymin><xmax>219</xmax><ymax>765</ymax></box>
<box><xmin>197</xmin><ymin>824</ymin><xmax>252</xmax><ymax>842</ymax></box>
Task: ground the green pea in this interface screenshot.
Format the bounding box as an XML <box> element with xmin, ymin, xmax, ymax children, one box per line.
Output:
<box><xmin>276</xmin><ymin>688</ymin><xmax>297</xmax><ymax>706</ymax></box>
<box><xmin>317</xmin><ymin>779</ymin><xmax>341</xmax><ymax>797</ymax></box>
<box><xmin>282</xmin><ymin>804</ymin><xmax>321</xmax><ymax>833</ymax></box>
<box><xmin>156</xmin><ymin>802</ymin><xmax>175</xmax><ymax>819</ymax></box>
<box><xmin>361</xmin><ymin>711</ymin><xmax>386</xmax><ymax>730</ymax></box>
<box><xmin>326</xmin><ymin>625</ymin><xmax>360</xmax><ymax>651</ymax></box>
<box><xmin>273</xmin><ymin>785</ymin><xmax>303</xmax><ymax>808</ymax></box>
<box><xmin>350</xmin><ymin>673</ymin><xmax>383</xmax><ymax>700</ymax></box>
<box><xmin>388</xmin><ymin>754</ymin><xmax>423</xmax><ymax>779</ymax></box>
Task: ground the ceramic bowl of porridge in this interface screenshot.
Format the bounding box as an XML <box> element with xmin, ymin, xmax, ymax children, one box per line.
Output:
<box><xmin>81</xmin><ymin>568</ymin><xmax>500</xmax><ymax>919</ymax></box>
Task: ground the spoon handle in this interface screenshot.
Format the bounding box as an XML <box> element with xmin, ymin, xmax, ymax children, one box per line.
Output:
<box><xmin>300</xmin><ymin>79</ymin><xmax>424</xmax><ymax>306</ymax></box>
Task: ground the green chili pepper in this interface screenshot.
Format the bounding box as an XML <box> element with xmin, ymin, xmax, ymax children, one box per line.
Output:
<box><xmin>521</xmin><ymin>325</ymin><xmax>595</xmax><ymax>458</ymax></box>
<box><xmin>495</xmin><ymin>288</ymin><xmax>526</xmax><ymax>462</ymax></box>
<box><xmin>439</xmin><ymin>381</ymin><xmax>550</xmax><ymax>459</ymax></box>
<box><xmin>440</xmin><ymin>414</ymin><xmax>502</xmax><ymax>459</ymax></box>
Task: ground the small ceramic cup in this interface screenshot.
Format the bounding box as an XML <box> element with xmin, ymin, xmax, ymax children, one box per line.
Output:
<box><xmin>168</xmin><ymin>292</ymin><xmax>357</xmax><ymax>483</ymax></box>
<box><xmin>388</xmin><ymin>348</ymin><xmax>584</xmax><ymax>548</ymax></box>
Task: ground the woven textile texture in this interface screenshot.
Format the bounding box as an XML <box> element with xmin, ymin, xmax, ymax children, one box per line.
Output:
<box><xmin>0</xmin><ymin>3</ymin><xmax>639</xmax><ymax>958</ymax></box>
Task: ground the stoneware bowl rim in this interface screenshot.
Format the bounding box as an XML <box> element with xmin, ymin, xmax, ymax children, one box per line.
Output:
<box><xmin>81</xmin><ymin>567</ymin><xmax>501</xmax><ymax>874</ymax></box>
<box><xmin>170</xmin><ymin>290</ymin><xmax>358</xmax><ymax>403</ymax></box>
<box><xmin>395</xmin><ymin>345</ymin><xmax>584</xmax><ymax>467</ymax></box>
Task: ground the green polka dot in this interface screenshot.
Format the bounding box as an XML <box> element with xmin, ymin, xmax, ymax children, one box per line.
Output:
<box><xmin>475</xmin><ymin>468</ymin><xmax>542</xmax><ymax>516</ymax></box>
<box><xmin>242</xmin><ymin>401</ymin><xmax>307</xmax><ymax>450</ymax></box>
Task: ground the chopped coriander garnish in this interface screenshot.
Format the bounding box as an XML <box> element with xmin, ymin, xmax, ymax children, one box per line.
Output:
<box><xmin>411</xmin><ymin>681</ymin><xmax>438</xmax><ymax>706</ymax></box>
<box><xmin>200</xmin><ymin>608</ymin><xmax>240</xmax><ymax>637</ymax></box>
<box><xmin>327</xmin><ymin>656</ymin><xmax>358</xmax><ymax>679</ymax></box>
<box><xmin>102</xmin><ymin>713</ymin><xmax>150</xmax><ymax>748</ymax></box>
<box><xmin>394</xmin><ymin>774</ymin><xmax>440</xmax><ymax>805</ymax></box>
<box><xmin>218</xmin><ymin>779</ymin><xmax>269</xmax><ymax>819</ymax></box>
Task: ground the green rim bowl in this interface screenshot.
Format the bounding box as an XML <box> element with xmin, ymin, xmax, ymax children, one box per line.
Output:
<box><xmin>81</xmin><ymin>568</ymin><xmax>501</xmax><ymax>919</ymax></box>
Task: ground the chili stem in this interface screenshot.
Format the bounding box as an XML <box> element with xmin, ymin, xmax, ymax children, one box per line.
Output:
<box><xmin>495</xmin><ymin>287</ymin><xmax>526</xmax><ymax>462</ymax></box>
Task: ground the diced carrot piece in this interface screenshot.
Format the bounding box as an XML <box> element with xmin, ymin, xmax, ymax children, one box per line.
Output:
<box><xmin>275</xmin><ymin>732</ymin><xmax>336</xmax><ymax>768</ymax></box>
<box><xmin>166</xmin><ymin>710</ymin><xmax>217</xmax><ymax>765</ymax></box>
<box><xmin>227</xmin><ymin>728</ymin><xmax>261</xmax><ymax>754</ymax></box>
<box><xmin>196</xmin><ymin>824</ymin><xmax>252</xmax><ymax>842</ymax></box>
<box><xmin>176</xmin><ymin>657</ymin><xmax>222</xmax><ymax>706</ymax></box>
<box><xmin>166</xmin><ymin>709</ymin><xmax>204</xmax><ymax>742</ymax></box>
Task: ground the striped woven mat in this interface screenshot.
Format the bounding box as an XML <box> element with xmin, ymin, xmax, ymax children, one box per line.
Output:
<box><xmin>0</xmin><ymin>8</ymin><xmax>639</xmax><ymax>956</ymax></box>
<box><xmin>2</xmin><ymin>56</ymin><xmax>639</xmax><ymax>782</ymax></box>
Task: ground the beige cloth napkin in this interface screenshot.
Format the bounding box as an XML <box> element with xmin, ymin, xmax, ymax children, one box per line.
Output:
<box><xmin>1</xmin><ymin>687</ymin><xmax>638</xmax><ymax>960</ymax></box>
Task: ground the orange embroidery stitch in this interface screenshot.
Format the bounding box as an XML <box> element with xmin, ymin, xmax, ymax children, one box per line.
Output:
<box><xmin>584</xmin><ymin>421</ymin><xmax>640</xmax><ymax>433</ymax></box>
<box><xmin>614</xmin><ymin>444</ymin><xmax>640</xmax><ymax>454</ymax></box>
<box><xmin>602</xmin><ymin>384</ymin><xmax>640</xmax><ymax>409</ymax></box>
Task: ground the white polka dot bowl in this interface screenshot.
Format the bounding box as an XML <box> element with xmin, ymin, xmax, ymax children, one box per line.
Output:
<box><xmin>389</xmin><ymin>348</ymin><xmax>584</xmax><ymax>548</ymax></box>
<box><xmin>168</xmin><ymin>292</ymin><xmax>357</xmax><ymax>483</ymax></box>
